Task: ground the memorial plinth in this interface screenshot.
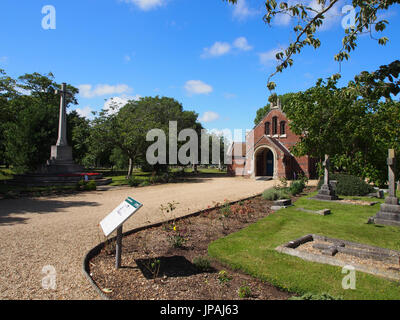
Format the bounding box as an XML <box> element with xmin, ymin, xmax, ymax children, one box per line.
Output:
<box><xmin>44</xmin><ymin>144</ymin><xmax>83</xmax><ymax>174</ymax></box>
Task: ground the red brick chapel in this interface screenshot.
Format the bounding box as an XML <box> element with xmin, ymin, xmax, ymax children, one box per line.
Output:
<box><xmin>227</xmin><ymin>100</ymin><xmax>317</xmax><ymax>179</ymax></box>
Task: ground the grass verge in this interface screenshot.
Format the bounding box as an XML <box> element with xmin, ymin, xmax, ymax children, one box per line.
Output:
<box><xmin>208</xmin><ymin>190</ymin><xmax>400</xmax><ymax>300</ymax></box>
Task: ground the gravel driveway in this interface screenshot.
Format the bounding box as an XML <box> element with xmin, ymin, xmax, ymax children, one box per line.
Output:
<box><xmin>0</xmin><ymin>176</ymin><xmax>316</xmax><ymax>300</ymax></box>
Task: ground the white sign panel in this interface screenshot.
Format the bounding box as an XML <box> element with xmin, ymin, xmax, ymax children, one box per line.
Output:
<box><xmin>100</xmin><ymin>197</ymin><xmax>143</xmax><ymax>237</ymax></box>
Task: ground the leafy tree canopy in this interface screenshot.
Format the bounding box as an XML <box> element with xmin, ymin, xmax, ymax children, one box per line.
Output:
<box><xmin>0</xmin><ymin>70</ymin><xmax>79</xmax><ymax>172</ymax></box>
<box><xmin>282</xmin><ymin>61</ymin><xmax>400</xmax><ymax>185</ymax></box>
<box><xmin>90</xmin><ymin>96</ymin><xmax>202</xmax><ymax>177</ymax></box>
<box><xmin>226</xmin><ymin>0</ymin><xmax>399</xmax><ymax>91</ymax></box>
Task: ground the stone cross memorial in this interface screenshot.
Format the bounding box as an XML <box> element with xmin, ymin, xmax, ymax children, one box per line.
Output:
<box><xmin>373</xmin><ymin>149</ymin><xmax>400</xmax><ymax>226</ymax></box>
<box><xmin>314</xmin><ymin>154</ymin><xmax>338</xmax><ymax>201</ymax></box>
<box><xmin>44</xmin><ymin>83</ymin><xmax>83</xmax><ymax>173</ymax></box>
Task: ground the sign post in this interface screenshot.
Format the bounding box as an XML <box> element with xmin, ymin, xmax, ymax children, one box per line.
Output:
<box><xmin>115</xmin><ymin>226</ymin><xmax>123</xmax><ymax>269</ymax></box>
<box><xmin>100</xmin><ymin>197</ymin><xmax>143</xmax><ymax>269</ymax></box>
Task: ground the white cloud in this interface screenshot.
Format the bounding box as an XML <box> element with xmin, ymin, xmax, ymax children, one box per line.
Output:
<box><xmin>79</xmin><ymin>84</ymin><xmax>133</xmax><ymax>98</ymax></box>
<box><xmin>0</xmin><ymin>56</ymin><xmax>8</xmax><ymax>64</ymax></box>
<box><xmin>201</xmin><ymin>42</ymin><xmax>231</xmax><ymax>58</ymax></box>
<box><xmin>202</xmin><ymin>37</ymin><xmax>253</xmax><ymax>58</ymax></box>
<box><xmin>273</xmin><ymin>13</ymin><xmax>292</xmax><ymax>26</ymax></box>
<box><xmin>233</xmin><ymin>37</ymin><xmax>253</xmax><ymax>51</ymax></box>
<box><xmin>103</xmin><ymin>95</ymin><xmax>141</xmax><ymax>114</ymax></box>
<box><xmin>199</xmin><ymin>111</ymin><xmax>220</xmax><ymax>123</ymax></box>
<box><xmin>15</xmin><ymin>87</ymin><xmax>31</xmax><ymax>95</ymax></box>
<box><xmin>73</xmin><ymin>106</ymin><xmax>95</xmax><ymax>119</ymax></box>
<box><xmin>232</xmin><ymin>0</ymin><xmax>259</xmax><ymax>21</ymax></box>
<box><xmin>121</xmin><ymin>0</ymin><xmax>165</xmax><ymax>11</ymax></box>
<box><xmin>259</xmin><ymin>47</ymin><xmax>284</xmax><ymax>66</ymax></box>
<box><xmin>184</xmin><ymin>80</ymin><xmax>213</xmax><ymax>95</ymax></box>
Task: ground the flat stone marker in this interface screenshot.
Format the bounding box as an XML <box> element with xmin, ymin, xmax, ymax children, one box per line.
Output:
<box><xmin>297</xmin><ymin>208</ymin><xmax>331</xmax><ymax>216</ymax></box>
<box><xmin>271</xmin><ymin>198</ymin><xmax>292</xmax><ymax>211</ymax></box>
<box><xmin>274</xmin><ymin>199</ymin><xmax>292</xmax><ymax>206</ymax></box>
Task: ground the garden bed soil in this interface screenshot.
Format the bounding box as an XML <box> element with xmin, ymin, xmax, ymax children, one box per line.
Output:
<box><xmin>88</xmin><ymin>187</ymin><xmax>315</xmax><ymax>300</ymax></box>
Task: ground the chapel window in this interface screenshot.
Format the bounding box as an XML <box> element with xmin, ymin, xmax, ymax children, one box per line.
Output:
<box><xmin>280</xmin><ymin>121</ymin><xmax>286</xmax><ymax>135</ymax></box>
<box><xmin>272</xmin><ymin>117</ymin><xmax>278</xmax><ymax>135</ymax></box>
<box><xmin>265</xmin><ymin>122</ymin><xmax>270</xmax><ymax>135</ymax></box>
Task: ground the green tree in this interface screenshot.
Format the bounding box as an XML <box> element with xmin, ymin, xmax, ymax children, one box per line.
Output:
<box><xmin>254</xmin><ymin>104</ymin><xmax>271</xmax><ymax>126</ymax></box>
<box><xmin>0</xmin><ymin>69</ymin><xmax>18</xmax><ymax>165</ymax></box>
<box><xmin>67</xmin><ymin>110</ymin><xmax>91</xmax><ymax>165</ymax></box>
<box><xmin>282</xmin><ymin>62</ymin><xmax>400</xmax><ymax>186</ymax></box>
<box><xmin>2</xmin><ymin>72</ymin><xmax>78</xmax><ymax>172</ymax></box>
<box><xmin>91</xmin><ymin>96</ymin><xmax>202</xmax><ymax>178</ymax></box>
<box><xmin>226</xmin><ymin>0</ymin><xmax>398</xmax><ymax>90</ymax></box>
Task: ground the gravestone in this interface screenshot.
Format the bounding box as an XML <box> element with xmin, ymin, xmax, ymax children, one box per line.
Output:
<box><xmin>313</xmin><ymin>154</ymin><xmax>338</xmax><ymax>201</ymax></box>
<box><xmin>372</xmin><ymin>149</ymin><xmax>400</xmax><ymax>227</ymax></box>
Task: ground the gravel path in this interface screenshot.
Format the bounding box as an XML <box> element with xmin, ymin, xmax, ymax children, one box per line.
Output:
<box><xmin>0</xmin><ymin>177</ymin><xmax>316</xmax><ymax>300</ymax></box>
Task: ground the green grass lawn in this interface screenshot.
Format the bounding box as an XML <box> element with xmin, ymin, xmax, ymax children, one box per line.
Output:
<box><xmin>208</xmin><ymin>190</ymin><xmax>400</xmax><ymax>300</ymax></box>
<box><xmin>106</xmin><ymin>167</ymin><xmax>227</xmax><ymax>186</ymax></box>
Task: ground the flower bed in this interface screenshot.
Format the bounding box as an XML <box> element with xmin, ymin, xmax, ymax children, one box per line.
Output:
<box><xmin>86</xmin><ymin>190</ymin><xmax>312</xmax><ymax>300</ymax></box>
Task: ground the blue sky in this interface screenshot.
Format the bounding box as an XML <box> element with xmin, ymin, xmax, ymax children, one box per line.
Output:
<box><xmin>1</xmin><ymin>0</ymin><xmax>399</xmax><ymax>137</ymax></box>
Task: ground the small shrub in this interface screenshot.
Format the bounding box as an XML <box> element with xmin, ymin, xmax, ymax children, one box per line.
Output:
<box><xmin>317</xmin><ymin>173</ymin><xmax>374</xmax><ymax>196</ymax></box>
<box><xmin>142</xmin><ymin>258</ymin><xmax>161</xmax><ymax>279</ymax></box>
<box><xmin>128</xmin><ymin>177</ymin><xmax>140</xmax><ymax>187</ymax></box>
<box><xmin>219</xmin><ymin>201</ymin><xmax>232</xmax><ymax>217</ymax></box>
<box><xmin>193</xmin><ymin>256</ymin><xmax>211</xmax><ymax>271</ymax></box>
<box><xmin>262</xmin><ymin>188</ymin><xmax>290</xmax><ymax>201</ymax></box>
<box><xmin>289</xmin><ymin>180</ymin><xmax>305</xmax><ymax>196</ymax></box>
<box><xmin>217</xmin><ymin>270</ymin><xmax>232</xmax><ymax>284</ymax></box>
<box><xmin>238</xmin><ymin>285</ymin><xmax>252</xmax><ymax>299</ymax></box>
<box><xmin>76</xmin><ymin>179</ymin><xmax>97</xmax><ymax>191</ymax></box>
<box><xmin>168</xmin><ymin>232</ymin><xmax>187</xmax><ymax>248</ymax></box>
<box><xmin>262</xmin><ymin>188</ymin><xmax>279</xmax><ymax>200</ymax></box>
<box><xmin>85</xmin><ymin>180</ymin><xmax>97</xmax><ymax>190</ymax></box>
